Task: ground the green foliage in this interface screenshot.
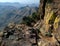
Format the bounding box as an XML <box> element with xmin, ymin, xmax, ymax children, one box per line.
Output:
<box><xmin>47</xmin><ymin>0</ymin><xmax>53</xmax><ymax>3</ymax></box>
<box><xmin>32</xmin><ymin>12</ymin><xmax>40</xmax><ymax>20</ymax></box>
<box><xmin>22</xmin><ymin>12</ymin><xmax>39</xmax><ymax>26</ymax></box>
<box><xmin>22</xmin><ymin>16</ymin><xmax>35</xmax><ymax>26</ymax></box>
<box><xmin>32</xmin><ymin>12</ymin><xmax>37</xmax><ymax>20</ymax></box>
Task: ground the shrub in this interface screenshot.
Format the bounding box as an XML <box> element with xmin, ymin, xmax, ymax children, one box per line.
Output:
<box><xmin>32</xmin><ymin>12</ymin><xmax>37</xmax><ymax>19</ymax></box>
<box><xmin>32</xmin><ymin>12</ymin><xmax>40</xmax><ymax>21</ymax></box>
<box><xmin>47</xmin><ymin>0</ymin><xmax>53</xmax><ymax>3</ymax></box>
<box><xmin>22</xmin><ymin>12</ymin><xmax>39</xmax><ymax>26</ymax></box>
<box><xmin>22</xmin><ymin>16</ymin><xmax>35</xmax><ymax>26</ymax></box>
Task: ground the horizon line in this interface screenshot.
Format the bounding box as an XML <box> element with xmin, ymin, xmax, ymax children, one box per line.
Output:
<box><xmin>0</xmin><ymin>2</ymin><xmax>39</xmax><ymax>4</ymax></box>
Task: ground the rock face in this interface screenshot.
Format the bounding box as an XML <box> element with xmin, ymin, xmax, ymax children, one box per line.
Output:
<box><xmin>38</xmin><ymin>0</ymin><xmax>60</xmax><ymax>46</ymax></box>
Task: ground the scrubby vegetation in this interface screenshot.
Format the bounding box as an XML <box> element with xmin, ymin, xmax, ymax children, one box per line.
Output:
<box><xmin>47</xmin><ymin>0</ymin><xmax>53</xmax><ymax>3</ymax></box>
<box><xmin>32</xmin><ymin>12</ymin><xmax>40</xmax><ymax>21</ymax></box>
<box><xmin>22</xmin><ymin>16</ymin><xmax>35</xmax><ymax>26</ymax></box>
<box><xmin>22</xmin><ymin>12</ymin><xmax>39</xmax><ymax>26</ymax></box>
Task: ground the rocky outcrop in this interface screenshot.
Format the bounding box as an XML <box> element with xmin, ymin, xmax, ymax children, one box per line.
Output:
<box><xmin>0</xmin><ymin>23</ymin><xmax>40</xmax><ymax>46</ymax></box>
<box><xmin>38</xmin><ymin>0</ymin><xmax>60</xmax><ymax>46</ymax></box>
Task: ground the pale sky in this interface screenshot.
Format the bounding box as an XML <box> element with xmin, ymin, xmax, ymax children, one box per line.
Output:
<box><xmin>0</xmin><ymin>0</ymin><xmax>40</xmax><ymax>4</ymax></box>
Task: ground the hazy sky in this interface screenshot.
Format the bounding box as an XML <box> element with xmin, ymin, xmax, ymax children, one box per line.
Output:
<box><xmin>0</xmin><ymin>0</ymin><xmax>40</xmax><ymax>4</ymax></box>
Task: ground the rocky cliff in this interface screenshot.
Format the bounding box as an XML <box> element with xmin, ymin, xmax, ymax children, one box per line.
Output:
<box><xmin>38</xmin><ymin>0</ymin><xmax>60</xmax><ymax>46</ymax></box>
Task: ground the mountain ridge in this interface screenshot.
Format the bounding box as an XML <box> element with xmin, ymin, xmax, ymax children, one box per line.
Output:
<box><xmin>0</xmin><ymin>3</ymin><xmax>38</xmax><ymax>30</ymax></box>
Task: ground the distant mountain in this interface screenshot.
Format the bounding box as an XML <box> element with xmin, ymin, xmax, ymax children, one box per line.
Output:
<box><xmin>0</xmin><ymin>2</ymin><xmax>39</xmax><ymax>8</ymax></box>
<box><xmin>0</xmin><ymin>3</ymin><xmax>38</xmax><ymax>30</ymax></box>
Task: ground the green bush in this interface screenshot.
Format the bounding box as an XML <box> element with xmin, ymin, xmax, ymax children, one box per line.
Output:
<box><xmin>47</xmin><ymin>0</ymin><xmax>53</xmax><ymax>3</ymax></box>
<box><xmin>32</xmin><ymin>12</ymin><xmax>40</xmax><ymax>21</ymax></box>
<box><xmin>22</xmin><ymin>16</ymin><xmax>35</xmax><ymax>26</ymax></box>
<box><xmin>32</xmin><ymin>12</ymin><xmax>37</xmax><ymax>19</ymax></box>
<box><xmin>22</xmin><ymin>12</ymin><xmax>39</xmax><ymax>26</ymax></box>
